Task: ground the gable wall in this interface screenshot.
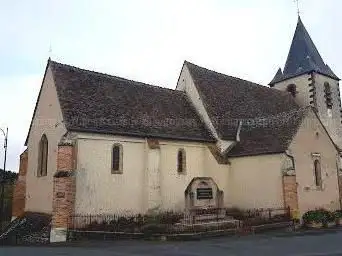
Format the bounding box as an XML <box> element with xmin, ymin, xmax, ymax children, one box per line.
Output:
<box><xmin>25</xmin><ymin>67</ymin><xmax>67</xmax><ymax>213</ymax></box>
<box><xmin>288</xmin><ymin>110</ymin><xmax>340</xmax><ymax>215</ymax></box>
<box><xmin>176</xmin><ymin>64</ymin><xmax>235</xmax><ymax>153</ymax></box>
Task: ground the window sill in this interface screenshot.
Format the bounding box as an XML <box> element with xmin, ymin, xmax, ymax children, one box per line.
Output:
<box><xmin>111</xmin><ymin>170</ymin><xmax>123</xmax><ymax>175</ymax></box>
<box><xmin>315</xmin><ymin>186</ymin><xmax>324</xmax><ymax>191</ymax></box>
<box><xmin>37</xmin><ymin>175</ymin><xmax>47</xmax><ymax>178</ymax></box>
<box><xmin>177</xmin><ymin>170</ymin><xmax>187</xmax><ymax>175</ymax></box>
<box><xmin>303</xmin><ymin>185</ymin><xmax>324</xmax><ymax>192</ymax></box>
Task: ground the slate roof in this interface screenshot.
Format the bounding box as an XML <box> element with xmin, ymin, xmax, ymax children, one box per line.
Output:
<box><xmin>185</xmin><ymin>61</ymin><xmax>303</xmax><ymax>156</ymax></box>
<box><xmin>43</xmin><ymin>60</ymin><xmax>215</xmax><ymax>142</ymax></box>
<box><xmin>270</xmin><ymin>17</ymin><xmax>339</xmax><ymax>85</ymax></box>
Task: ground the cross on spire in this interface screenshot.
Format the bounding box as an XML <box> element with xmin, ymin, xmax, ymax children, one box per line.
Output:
<box><xmin>48</xmin><ymin>44</ymin><xmax>52</xmax><ymax>60</ymax></box>
<box><xmin>294</xmin><ymin>0</ymin><xmax>300</xmax><ymax>16</ymax></box>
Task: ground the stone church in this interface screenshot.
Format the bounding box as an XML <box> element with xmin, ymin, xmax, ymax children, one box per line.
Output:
<box><xmin>11</xmin><ymin>16</ymin><xmax>342</xmax><ymax>241</ymax></box>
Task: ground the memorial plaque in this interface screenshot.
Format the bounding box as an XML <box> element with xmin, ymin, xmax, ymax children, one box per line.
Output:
<box><xmin>196</xmin><ymin>188</ymin><xmax>213</xmax><ymax>199</ymax></box>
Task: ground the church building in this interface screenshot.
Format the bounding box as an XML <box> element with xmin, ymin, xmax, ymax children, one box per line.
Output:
<box><xmin>11</xmin><ymin>17</ymin><xmax>342</xmax><ymax>242</ymax></box>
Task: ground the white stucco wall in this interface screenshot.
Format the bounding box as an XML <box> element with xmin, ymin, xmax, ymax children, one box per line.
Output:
<box><xmin>228</xmin><ymin>154</ymin><xmax>285</xmax><ymax>209</ymax></box>
<box><xmin>74</xmin><ymin>132</ymin><xmax>232</xmax><ymax>214</ymax></box>
<box><xmin>273</xmin><ymin>74</ymin><xmax>311</xmax><ymax>106</ymax></box>
<box><xmin>203</xmin><ymin>148</ymin><xmax>231</xmax><ymax>206</ymax></box>
<box><xmin>146</xmin><ymin>148</ymin><xmax>161</xmax><ymax>210</ymax></box>
<box><xmin>273</xmin><ymin>73</ymin><xmax>342</xmax><ymax>149</ymax></box>
<box><xmin>313</xmin><ymin>73</ymin><xmax>342</xmax><ymax>148</ymax></box>
<box><xmin>288</xmin><ymin>110</ymin><xmax>340</xmax><ymax>214</ymax></box>
<box><xmin>25</xmin><ymin>66</ymin><xmax>67</xmax><ymax>214</ymax></box>
<box><xmin>75</xmin><ymin>134</ymin><xmax>146</xmax><ymax>214</ymax></box>
<box><xmin>159</xmin><ymin>142</ymin><xmax>231</xmax><ymax>211</ymax></box>
<box><xmin>176</xmin><ymin>64</ymin><xmax>235</xmax><ymax>153</ymax></box>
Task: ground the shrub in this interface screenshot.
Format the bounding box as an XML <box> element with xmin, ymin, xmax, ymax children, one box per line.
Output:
<box><xmin>334</xmin><ymin>210</ymin><xmax>342</xmax><ymax>219</ymax></box>
<box><xmin>302</xmin><ymin>209</ymin><xmax>334</xmax><ymax>225</ymax></box>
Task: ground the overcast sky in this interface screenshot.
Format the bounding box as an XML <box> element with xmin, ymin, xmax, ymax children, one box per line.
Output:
<box><xmin>0</xmin><ymin>0</ymin><xmax>341</xmax><ymax>171</ymax></box>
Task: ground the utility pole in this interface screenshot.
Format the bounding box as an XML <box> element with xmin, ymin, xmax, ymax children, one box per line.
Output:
<box><xmin>0</xmin><ymin>127</ymin><xmax>8</xmax><ymax>229</ymax></box>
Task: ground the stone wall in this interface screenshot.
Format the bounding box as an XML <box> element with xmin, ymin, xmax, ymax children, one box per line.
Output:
<box><xmin>12</xmin><ymin>149</ymin><xmax>28</xmax><ymax>219</ymax></box>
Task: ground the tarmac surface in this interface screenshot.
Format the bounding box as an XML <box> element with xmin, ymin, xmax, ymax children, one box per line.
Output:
<box><xmin>2</xmin><ymin>230</ymin><xmax>342</xmax><ymax>255</ymax></box>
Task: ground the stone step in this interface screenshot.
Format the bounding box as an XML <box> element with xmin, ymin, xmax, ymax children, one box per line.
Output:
<box><xmin>181</xmin><ymin>214</ymin><xmax>235</xmax><ymax>224</ymax></box>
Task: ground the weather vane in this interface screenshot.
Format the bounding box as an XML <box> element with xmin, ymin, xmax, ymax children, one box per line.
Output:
<box><xmin>294</xmin><ymin>0</ymin><xmax>300</xmax><ymax>16</ymax></box>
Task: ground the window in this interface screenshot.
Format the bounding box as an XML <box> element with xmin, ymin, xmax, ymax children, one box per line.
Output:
<box><xmin>324</xmin><ymin>82</ymin><xmax>333</xmax><ymax>109</ymax></box>
<box><xmin>177</xmin><ymin>149</ymin><xmax>186</xmax><ymax>174</ymax></box>
<box><xmin>37</xmin><ymin>134</ymin><xmax>48</xmax><ymax>177</ymax></box>
<box><xmin>112</xmin><ymin>144</ymin><xmax>123</xmax><ymax>173</ymax></box>
<box><xmin>314</xmin><ymin>159</ymin><xmax>322</xmax><ymax>188</ymax></box>
<box><xmin>287</xmin><ymin>84</ymin><xmax>297</xmax><ymax>97</ymax></box>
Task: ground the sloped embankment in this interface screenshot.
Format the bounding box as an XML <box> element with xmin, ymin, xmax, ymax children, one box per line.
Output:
<box><xmin>0</xmin><ymin>212</ymin><xmax>51</xmax><ymax>245</ymax></box>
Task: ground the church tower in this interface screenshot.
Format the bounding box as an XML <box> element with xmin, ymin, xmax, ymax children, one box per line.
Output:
<box><xmin>270</xmin><ymin>16</ymin><xmax>342</xmax><ymax>149</ymax></box>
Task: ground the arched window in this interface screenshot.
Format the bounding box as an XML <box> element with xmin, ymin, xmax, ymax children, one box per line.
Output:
<box><xmin>314</xmin><ymin>159</ymin><xmax>322</xmax><ymax>188</ymax></box>
<box><xmin>177</xmin><ymin>149</ymin><xmax>186</xmax><ymax>174</ymax></box>
<box><xmin>324</xmin><ymin>82</ymin><xmax>333</xmax><ymax>109</ymax></box>
<box><xmin>38</xmin><ymin>134</ymin><xmax>48</xmax><ymax>177</ymax></box>
<box><xmin>112</xmin><ymin>144</ymin><xmax>123</xmax><ymax>173</ymax></box>
<box><xmin>287</xmin><ymin>84</ymin><xmax>297</xmax><ymax>97</ymax></box>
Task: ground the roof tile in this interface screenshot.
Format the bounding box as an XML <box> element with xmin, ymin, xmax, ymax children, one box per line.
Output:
<box><xmin>50</xmin><ymin>60</ymin><xmax>215</xmax><ymax>142</ymax></box>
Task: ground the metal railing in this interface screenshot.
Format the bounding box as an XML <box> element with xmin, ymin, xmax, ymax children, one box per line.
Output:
<box><xmin>68</xmin><ymin>207</ymin><xmax>291</xmax><ymax>236</ymax></box>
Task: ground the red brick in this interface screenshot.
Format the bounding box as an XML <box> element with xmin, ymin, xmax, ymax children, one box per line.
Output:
<box><xmin>52</xmin><ymin>144</ymin><xmax>76</xmax><ymax>229</ymax></box>
<box><xmin>57</xmin><ymin>145</ymin><xmax>74</xmax><ymax>171</ymax></box>
<box><xmin>12</xmin><ymin>149</ymin><xmax>28</xmax><ymax>218</ymax></box>
<box><xmin>283</xmin><ymin>175</ymin><xmax>299</xmax><ymax>213</ymax></box>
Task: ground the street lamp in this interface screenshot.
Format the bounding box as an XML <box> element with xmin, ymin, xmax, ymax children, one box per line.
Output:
<box><xmin>0</xmin><ymin>127</ymin><xmax>8</xmax><ymax>226</ymax></box>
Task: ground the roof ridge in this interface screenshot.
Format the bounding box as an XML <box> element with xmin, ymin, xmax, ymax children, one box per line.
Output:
<box><xmin>185</xmin><ymin>60</ymin><xmax>294</xmax><ymax>95</ymax></box>
<box><xmin>186</xmin><ymin>60</ymin><xmax>262</xmax><ymax>87</ymax></box>
<box><xmin>49</xmin><ymin>59</ymin><xmax>181</xmax><ymax>94</ymax></box>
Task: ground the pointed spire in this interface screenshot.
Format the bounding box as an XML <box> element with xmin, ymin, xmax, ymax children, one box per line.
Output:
<box><xmin>271</xmin><ymin>17</ymin><xmax>339</xmax><ymax>85</ymax></box>
<box><xmin>269</xmin><ymin>68</ymin><xmax>283</xmax><ymax>86</ymax></box>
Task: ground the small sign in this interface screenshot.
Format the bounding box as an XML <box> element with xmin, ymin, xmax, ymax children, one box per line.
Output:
<box><xmin>196</xmin><ymin>188</ymin><xmax>213</xmax><ymax>200</ymax></box>
<box><xmin>56</xmin><ymin>192</ymin><xmax>65</xmax><ymax>198</ymax></box>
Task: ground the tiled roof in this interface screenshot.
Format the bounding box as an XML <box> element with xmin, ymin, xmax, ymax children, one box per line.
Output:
<box><xmin>270</xmin><ymin>17</ymin><xmax>339</xmax><ymax>85</ymax></box>
<box><xmin>227</xmin><ymin>108</ymin><xmax>307</xmax><ymax>157</ymax></box>
<box><xmin>185</xmin><ymin>61</ymin><xmax>303</xmax><ymax>156</ymax></box>
<box><xmin>49</xmin><ymin>60</ymin><xmax>214</xmax><ymax>142</ymax></box>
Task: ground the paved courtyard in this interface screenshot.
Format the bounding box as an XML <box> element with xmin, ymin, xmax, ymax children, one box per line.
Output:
<box><xmin>2</xmin><ymin>231</ymin><xmax>342</xmax><ymax>256</ymax></box>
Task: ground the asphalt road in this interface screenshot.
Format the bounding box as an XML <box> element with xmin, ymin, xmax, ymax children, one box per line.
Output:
<box><xmin>2</xmin><ymin>231</ymin><xmax>342</xmax><ymax>256</ymax></box>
